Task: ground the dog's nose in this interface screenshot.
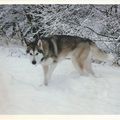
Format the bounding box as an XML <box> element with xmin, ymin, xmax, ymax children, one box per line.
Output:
<box><xmin>32</xmin><ymin>60</ymin><xmax>36</xmax><ymax>65</ymax></box>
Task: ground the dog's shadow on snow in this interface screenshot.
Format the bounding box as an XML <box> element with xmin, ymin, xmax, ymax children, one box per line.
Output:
<box><xmin>37</xmin><ymin>70</ymin><xmax>104</xmax><ymax>90</ymax></box>
<box><xmin>49</xmin><ymin>71</ymin><xmax>88</xmax><ymax>87</ymax></box>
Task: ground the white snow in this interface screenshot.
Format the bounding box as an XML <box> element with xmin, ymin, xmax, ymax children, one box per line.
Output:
<box><xmin>0</xmin><ymin>45</ymin><xmax>120</xmax><ymax>114</ymax></box>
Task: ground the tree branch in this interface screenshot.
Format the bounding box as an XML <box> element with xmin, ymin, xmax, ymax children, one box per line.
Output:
<box><xmin>83</xmin><ymin>26</ymin><xmax>118</xmax><ymax>40</ymax></box>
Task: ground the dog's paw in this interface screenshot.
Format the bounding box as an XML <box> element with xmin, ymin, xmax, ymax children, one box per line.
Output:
<box><xmin>44</xmin><ymin>81</ymin><xmax>48</xmax><ymax>86</ymax></box>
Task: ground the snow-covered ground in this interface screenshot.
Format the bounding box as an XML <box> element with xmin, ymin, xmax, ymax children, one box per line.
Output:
<box><xmin>0</xmin><ymin>45</ymin><xmax>120</xmax><ymax>114</ymax></box>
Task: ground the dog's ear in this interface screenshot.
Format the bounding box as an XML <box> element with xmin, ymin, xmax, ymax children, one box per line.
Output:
<box><xmin>26</xmin><ymin>42</ymin><xmax>31</xmax><ymax>53</ymax></box>
<box><xmin>37</xmin><ymin>39</ymin><xmax>49</xmax><ymax>52</ymax></box>
<box><xmin>24</xmin><ymin>40</ymin><xmax>31</xmax><ymax>53</ymax></box>
<box><xmin>25</xmin><ymin>41</ymin><xmax>29</xmax><ymax>46</ymax></box>
<box><xmin>24</xmin><ymin>38</ymin><xmax>30</xmax><ymax>47</ymax></box>
<box><xmin>37</xmin><ymin>39</ymin><xmax>43</xmax><ymax>50</ymax></box>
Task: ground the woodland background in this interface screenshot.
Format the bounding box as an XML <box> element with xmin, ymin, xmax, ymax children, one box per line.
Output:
<box><xmin>0</xmin><ymin>5</ymin><xmax>120</xmax><ymax>64</ymax></box>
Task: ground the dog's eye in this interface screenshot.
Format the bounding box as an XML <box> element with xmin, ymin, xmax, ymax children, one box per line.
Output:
<box><xmin>36</xmin><ymin>53</ymin><xmax>38</xmax><ymax>55</ymax></box>
<box><xmin>30</xmin><ymin>53</ymin><xmax>32</xmax><ymax>55</ymax></box>
<box><xmin>26</xmin><ymin>50</ymin><xmax>29</xmax><ymax>53</ymax></box>
<box><xmin>38</xmin><ymin>50</ymin><xmax>43</xmax><ymax>53</ymax></box>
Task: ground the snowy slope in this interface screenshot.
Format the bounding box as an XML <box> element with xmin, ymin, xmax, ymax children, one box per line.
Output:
<box><xmin>0</xmin><ymin>45</ymin><xmax>120</xmax><ymax>114</ymax></box>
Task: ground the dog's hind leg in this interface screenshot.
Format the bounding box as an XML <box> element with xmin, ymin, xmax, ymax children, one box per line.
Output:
<box><xmin>83</xmin><ymin>53</ymin><xmax>95</xmax><ymax>76</ymax></box>
<box><xmin>72</xmin><ymin>57</ymin><xmax>85</xmax><ymax>75</ymax></box>
<box><xmin>84</xmin><ymin>59</ymin><xmax>95</xmax><ymax>76</ymax></box>
<box><xmin>72</xmin><ymin>45</ymin><xmax>90</xmax><ymax>76</ymax></box>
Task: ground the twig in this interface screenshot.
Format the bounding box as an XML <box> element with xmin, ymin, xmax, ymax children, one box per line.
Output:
<box><xmin>0</xmin><ymin>27</ymin><xmax>9</xmax><ymax>45</ymax></box>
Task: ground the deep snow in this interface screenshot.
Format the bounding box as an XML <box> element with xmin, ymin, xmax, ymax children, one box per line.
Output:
<box><xmin>0</xmin><ymin>45</ymin><xmax>120</xmax><ymax>114</ymax></box>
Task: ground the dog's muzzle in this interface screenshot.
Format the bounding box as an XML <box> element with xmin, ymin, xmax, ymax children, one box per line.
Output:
<box><xmin>32</xmin><ymin>60</ymin><xmax>36</xmax><ymax>65</ymax></box>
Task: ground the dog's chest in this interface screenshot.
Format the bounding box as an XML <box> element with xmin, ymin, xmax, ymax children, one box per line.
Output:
<box><xmin>41</xmin><ymin>57</ymin><xmax>54</xmax><ymax>65</ymax></box>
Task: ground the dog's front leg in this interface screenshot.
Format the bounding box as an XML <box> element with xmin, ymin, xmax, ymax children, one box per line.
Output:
<box><xmin>42</xmin><ymin>65</ymin><xmax>49</xmax><ymax>86</ymax></box>
<box><xmin>42</xmin><ymin>63</ymin><xmax>57</xmax><ymax>86</ymax></box>
<box><xmin>47</xmin><ymin>63</ymin><xmax>57</xmax><ymax>80</ymax></box>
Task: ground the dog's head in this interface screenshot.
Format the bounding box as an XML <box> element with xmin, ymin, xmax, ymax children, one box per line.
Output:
<box><xmin>26</xmin><ymin>39</ymin><xmax>48</xmax><ymax>65</ymax></box>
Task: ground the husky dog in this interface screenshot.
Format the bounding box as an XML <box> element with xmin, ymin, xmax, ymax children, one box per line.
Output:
<box><xmin>26</xmin><ymin>35</ymin><xmax>113</xmax><ymax>85</ymax></box>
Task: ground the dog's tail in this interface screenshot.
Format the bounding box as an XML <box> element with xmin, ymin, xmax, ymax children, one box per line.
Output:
<box><xmin>90</xmin><ymin>41</ymin><xmax>114</xmax><ymax>62</ymax></box>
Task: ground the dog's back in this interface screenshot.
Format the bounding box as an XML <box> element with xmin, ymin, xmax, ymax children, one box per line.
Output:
<box><xmin>45</xmin><ymin>35</ymin><xmax>94</xmax><ymax>55</ymax></box>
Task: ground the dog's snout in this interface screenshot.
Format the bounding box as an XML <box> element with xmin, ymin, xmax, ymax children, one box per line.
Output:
<box><xmin>32</xmin><ymin>60</ymin><xmax>36</xmax><ymax>65</ymax></box>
